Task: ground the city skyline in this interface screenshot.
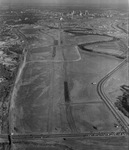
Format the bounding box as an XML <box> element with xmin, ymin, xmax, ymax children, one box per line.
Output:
<box><xmin>0</xmin><ymin>0</ymin><xmax>128</xmax><ymax>5</ymax></box>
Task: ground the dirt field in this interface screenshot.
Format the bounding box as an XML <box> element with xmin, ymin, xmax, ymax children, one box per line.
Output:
<box><xmin>10</xmin><ymin>29</ymin><xmax>123</xmax><ymax>134</ymax></box>
<box><xmin>104</xmin><ymin>63</ymin><xmax>128</xmax><ymax>104</ymax></box>
<box><xmin>67</xmin><ymin>50</ymin><xmax>121</xmax><ymax>103</ymax></box>
<box><xmin>60</xmin><ymin>102</ymin><xmax>122</xmax><ymax>133</ymax></box>
<box><xmin>104</xmin><ymin>63</ymin><xmax>129</xmax><ymax>124</ymax></box>
<box><xmin>75</xmin><ymin>35</ymin><xmax>112</xmax><ymax>45</ymax></box>
<box><xmin>12</xmin><ymin>136</ymin><xmax>129</xmax><ymax>150</ymax></box>
<box><xmin>84</xmin><ymin>41</ymin><xmax>123</xmax><ymax>55</ymax></box>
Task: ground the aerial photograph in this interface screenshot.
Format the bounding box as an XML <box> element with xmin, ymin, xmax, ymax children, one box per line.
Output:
<box><xmin>0</xmin><ymin>0</ymin><xmax>129</xmax><ymax>149</ymax></box>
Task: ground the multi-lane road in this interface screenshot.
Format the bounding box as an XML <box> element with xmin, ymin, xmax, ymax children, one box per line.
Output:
<box><xmin>97</xmin><ymin>21</ymin><xmax>129</xmax><ymax>134</ymax></box>
<box><xmin>97</xmin><ymin>59</ymin><xmax>128</xmax><ymax>133</ymax></box>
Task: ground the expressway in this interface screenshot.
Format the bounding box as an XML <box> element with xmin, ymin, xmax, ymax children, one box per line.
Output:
<box><xmin>97</xmin><ymin>20</ymin><xmax>129</xmax><ymax>134</ymax></box>
<box><xmin>97</xmin><ymin>59</ymin><xmax>129</xmax><ymax>133</ymax></box>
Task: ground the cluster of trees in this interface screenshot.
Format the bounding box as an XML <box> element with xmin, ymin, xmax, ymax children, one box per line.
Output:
<box><xmin>0</xmin><ymin>44</ymin><xmax>22</xmax><ymax>99</ymax></box>
<box><xmin>8</xmin><ymin>43</ymin><xmax>23</xmax><ymax>54</ymax></box>
<box><xmin>20</xmin><ymin>12</ymin><xmax>41</xmax><ymax>24</ymax></box>
<box><xmin>115</xmin><ymin>85</ymin><xmax>129</xmax><ymax>118</ymax></box>
<box><xmin>3</xmin><ymin>10</ymin><xmax>41</xmax><ymax>25</ymax></box>
<box><xmin>0</xmin><ymin>28</ymin><xmax>10</xmax><ymax>36</ymax></box>
<box><xmin>0</xmin><ymin>64</ymin><xmax>12</xmax><ymax>80</ymax></box>
<box><xmin>0</xmin><ymin>64</ymin><xmax>12</xmax><ymax>99</ymax></box>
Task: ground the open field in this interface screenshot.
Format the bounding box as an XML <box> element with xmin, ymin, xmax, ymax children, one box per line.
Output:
<box><xmin>21</xmin><ymin>27</ymin><xmax>40</xmax><ymax>35</ymax></box>
<box><xmin>104</xmin><ymin>63</ymin><xmax>129</xmax><ymax>124</ymax></box>
<box><xmin>72</xmin><ymin>34</ymin><xmax>112</xmax><ymax>45</ymax></box>
<box><xmin>60</xmin><ymin>102</ymin><xmax>122</xmax><ymax>132</ymax></box>
<box><xmin>84</xmin><ymin>41</ymin><xmax>123</xmax><ymax>55</ymax></box>
<box><xmin>10</xmin><ymin>29</ymin><xmax>124</xmax><ymax>135</ymax></box>
<box><xmin>104</xmin><ymin>63</ymin><xmax>128</xmax><ymax>104</ymax></box>
<box><xmin>67</xmin><ymin>50</ymin><xmax>121</xmax><ymax>102</ymax></box>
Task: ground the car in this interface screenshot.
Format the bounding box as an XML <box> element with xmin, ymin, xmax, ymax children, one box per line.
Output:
<box><xmin>91</xmin><ymin>82</ymin><xmax>97</xmax><ymax>85</ymax></box>
<box><xmin>114</xmin><ymin>123</ymin><xmax>119</xmax><ymax>128</ymax></box>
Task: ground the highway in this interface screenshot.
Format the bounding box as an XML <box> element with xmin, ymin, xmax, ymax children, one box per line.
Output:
<box><xmin>97</xmin><ymin>20</ymin><xmax>129</xmax><ymax>134</ymax></box>
<box><xmin>97</xmin><ymin>59</ymin><xmax>129</xmax><ymax>133</ymax></box>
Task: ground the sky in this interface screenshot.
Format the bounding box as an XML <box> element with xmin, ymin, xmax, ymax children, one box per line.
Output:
<box><xmin>0</xmin><ymin>0</ymin><xmax>128</xmax><ymax>5</ymax></box>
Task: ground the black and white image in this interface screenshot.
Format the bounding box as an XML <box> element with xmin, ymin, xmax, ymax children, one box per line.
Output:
<box><xmin>0</xmin><ymin>0</ymin><xmax>129</xmax><ymax>149</ymax></box>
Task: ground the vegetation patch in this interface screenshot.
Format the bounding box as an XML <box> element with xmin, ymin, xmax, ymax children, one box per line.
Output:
<box><xmin>115</xmin><ymin>85</ymin><xmax>129</xmax><ymax>118</ymax></box>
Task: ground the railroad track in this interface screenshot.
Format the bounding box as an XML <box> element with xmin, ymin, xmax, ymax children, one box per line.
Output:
<box><xmin>97</xmin><ymin>59</ymin><xmax>129</xmax><ymax>133</ymax></box>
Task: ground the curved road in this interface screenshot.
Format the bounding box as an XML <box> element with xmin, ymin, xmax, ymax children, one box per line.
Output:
<box><xmin>96</xmin><ymin>21</ymin><xmax>129</xmax><ymax>134</ymax></box>
<box><xmin>97</xmin><ymin>59</ymin><xmax>129</xmax><ymax>133</ymax></box>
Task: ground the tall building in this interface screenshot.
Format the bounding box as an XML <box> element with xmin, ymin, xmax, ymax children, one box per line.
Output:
<box><xmin>80</xmin><ymin>11</ymin><xmax>82</xmax><ymax>17</ymax></box>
